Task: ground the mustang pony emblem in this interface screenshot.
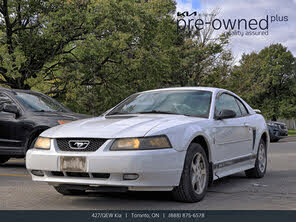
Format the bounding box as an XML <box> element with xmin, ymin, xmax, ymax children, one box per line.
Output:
<box><xmin>68</xmin><ymin>140</ymin><xmax>90</xmax><ymax>149</ymax></box>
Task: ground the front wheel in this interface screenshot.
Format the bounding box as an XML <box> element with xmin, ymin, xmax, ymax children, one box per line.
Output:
<box><xmin>245</xmin><ymin>139</ymin><xmax>267</xmax><ymax>178</ymax></box>
<box><xmin>0</xmin><ymin>156</ymin><xmax>10</xmax><ymax>165</ymax></box>
<box><xmin>172</xmin><ymin>143</ymin><xmax>209</xmax><ymax>203</ymax></box>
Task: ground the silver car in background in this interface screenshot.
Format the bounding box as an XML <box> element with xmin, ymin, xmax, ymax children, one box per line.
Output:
<box><xmin>26</xmin><ymin>87</ymin><xmax>269</xmax><ymax>202</ymax></box>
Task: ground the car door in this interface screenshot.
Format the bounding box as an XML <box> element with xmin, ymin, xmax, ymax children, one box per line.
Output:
<box><xmin>213</xmin><ymin>93</ymin><xmax>253</xmax><ymax>164</ymax></box>
<box><xmin>235</xmin><ymin>97</ymin><xmax>254</xmax><ymax>154</ymax></box>
<box><xmin>0</xmin><ymin>92</ymin><xmax>23</xmax><ymax>150</ymax></box>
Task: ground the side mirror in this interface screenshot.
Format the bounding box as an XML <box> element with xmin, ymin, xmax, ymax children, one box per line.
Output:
<box><xmin>216</xmin><ymin>109</ymin><xmax>236</xmax><ymax>120</ymax></box>
<box><xmin>3</xmin><ymin>104</ymin><xmax>20</xmax><ymax>116</ymax></box>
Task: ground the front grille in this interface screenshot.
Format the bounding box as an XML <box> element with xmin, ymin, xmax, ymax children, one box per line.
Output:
<box><xmin>50</xmin><ymin>171</ymin><xmax>110</xmax><ymax>179</ymax></box>
<box><xmin>51</xmin><ymin>171</ymin><xmax>64</xmax><ymax>176</ymax></box>
<box><xmin>66</xmin><ymin>172</ymin><xmax>89</xmax><ymax>177</ymax></box>
<box><xmin>56</xmin><ymin>138</ymin><xmax>107</xmax><ymax>152</ymax></box>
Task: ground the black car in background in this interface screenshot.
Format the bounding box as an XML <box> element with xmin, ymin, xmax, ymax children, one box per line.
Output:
<box><xmin>0</xmin><ymin>87</ymin><xmax>89</xmax><ymax>164</ymax></box>
<box><xmin>267</xmin><ymin>120</ymin><xmax>288</xmax><ymax>142</ymax></box>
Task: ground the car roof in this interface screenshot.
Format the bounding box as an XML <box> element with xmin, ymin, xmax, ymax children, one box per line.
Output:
<box><xmin>1</xmin><ymin>86</ymin><xmax>224</xmax><ymax>95</ymax></box>
<box><xmin>0</xmin><ymin>87</ymin><xmax>41</xmax><ymax>95</ymax></box>
<box><xmin>0</xmin><ymin>87</ymin><xmax>12</xmax><ymax>92</ymax></box>
<box><xmin>140</xmin><ymin>87</ymin><xmax>223</xmax><ymax>94</ymax></box>
<box><xmin>140</xmin><ymin>87</ymin><xmax>256</xmax><ymax>114</ymax></box>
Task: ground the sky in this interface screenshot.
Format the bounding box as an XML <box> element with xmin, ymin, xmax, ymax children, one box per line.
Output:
<box><xmin>176</xmin><ymin>0</ymin><xmax>296</xmax><ymax>62</ymax></box>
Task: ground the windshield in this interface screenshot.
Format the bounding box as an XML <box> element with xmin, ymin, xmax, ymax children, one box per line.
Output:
<box><xmin>15</xmin><ymin>92</ymin><xmax>70</xmax><ymax>112</ymax></box>
<box><xmin>108</xmin><ymin>90</ymin><xmax>212</xmax><ymax>118</ymax></box>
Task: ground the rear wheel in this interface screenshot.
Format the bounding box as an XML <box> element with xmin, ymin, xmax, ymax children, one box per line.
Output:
<box><xmin>54</xmin><ymin>186</ymin><xmax>86</xmax><ymax>196</ymax></box>
<box><xmin>245</xmin><ymin>139</ymin><xmax>267</xmax><ymax>178</ymax></box>
<box><xmin>0</xmin><ymin>156</ymin><xmax>10</xmax><ymax>165</ymax></box>
<box><xmin>172</xmin><ymin>143</ymin><xmax>209</xmax><ymax>203</ymax></box>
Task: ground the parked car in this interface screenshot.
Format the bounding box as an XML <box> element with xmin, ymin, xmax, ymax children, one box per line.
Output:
<box><xmin>266</xmin><ymin>120</ymin><xmax>288</xmax><ymax>142</ymax></box>
<box><xmin>26</xmin><ymin>87</ymin><xmax>269</xmax><ymax>202</ymax></box>
<box><xmin>0</xmin><ymin>87</ymin><xmax>89</xmax><ymax>164</ymax></box>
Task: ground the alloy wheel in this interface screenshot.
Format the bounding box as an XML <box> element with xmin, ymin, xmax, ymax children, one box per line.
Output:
<box><xmin>191</xmin><ymin>153</ymin><xmax>207</xmax><ymax>195</ymax></box>
<box><xmin>258</xmin><ymin>143</ymin><xmax>266</xmax><ymax>173</ymax></box>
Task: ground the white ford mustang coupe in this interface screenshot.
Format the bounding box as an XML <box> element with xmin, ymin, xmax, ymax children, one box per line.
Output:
<box><xmin>26</xmin><ymin>87</ymin><xmax>269</xmax><ymax>202</ymax></box>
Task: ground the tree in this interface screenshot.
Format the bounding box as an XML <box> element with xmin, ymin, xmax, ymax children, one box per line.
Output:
<box><xmin>34</xmin><ymin>0</ymin><xmax>179</xmax><ymax>114</ymax></box>
<box><xmin>169</xmin><ymin>12</ymin><xmax>233</xmax><ymax>88</ymax></box>
<box><xmin>0</xmin><ymin>0</ymin><xmax>88</xmax><ymax>89</ymax></box>
<box><xmin>0</xmin><ymin>0</ymin><xmax>234</xmax><ymax>115</ymax></box>
<box><xmin>55</xmin><ymin>1</ymin><xmax>233</xmax><ymax>114</ymax></box>
<box><xmin>228</xmin><ymin>44</ymin><xmax>296</xmax><ymax>120</ymax></box>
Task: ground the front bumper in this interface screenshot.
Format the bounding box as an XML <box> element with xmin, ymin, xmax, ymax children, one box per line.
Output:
<box><xmin>26</xmin><ymin>139</ymin><xmax>185</xmax><ymax>191</ymax></box>
<box><xmin>268</xmin><ymin>126</ymin><xmax>288</xmax><ymax>140</ymax></box>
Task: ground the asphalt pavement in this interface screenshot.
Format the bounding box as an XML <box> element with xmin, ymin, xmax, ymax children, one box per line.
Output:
<box><xmin>0</xmin><ymin>137</ymin><xmax>296</xmax><ymax>210</ymax></box>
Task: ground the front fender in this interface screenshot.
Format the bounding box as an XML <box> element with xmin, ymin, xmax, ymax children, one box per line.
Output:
<box><xmin>146</xmin><ymin>120</ymin><xmax>214</xmax><ymax>162</ymax></box>
<box><xmin>253</xmin><ymin>114</ymin><xmax>270</xmax><ymax>154</ymax></box>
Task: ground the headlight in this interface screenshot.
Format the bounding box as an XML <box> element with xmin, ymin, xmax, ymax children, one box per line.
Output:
<box><xmin>267</xmin><ymin>123</ymin><xmax>275</xmax><ymax>126</ymax></box>
<box><xmin>110</xmin><ymin>136</ymin><xmax>172</xmax><ymax>151</ymax></box>
<box><xmin>34</xmin><ymin>137</ymin><xmax>51</xmax><ymax>150</ymax></box>
<box><xmin>58</xmin><ymin>120</ymin><xmax>72</xmax><ymax>125</ymax></box>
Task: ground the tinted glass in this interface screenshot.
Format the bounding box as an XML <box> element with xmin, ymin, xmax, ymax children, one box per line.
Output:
<box><xmin>215</xmin><ymin>93</ymin><xmax>242</xmax><ymax>118</ymax></box>
<box><xmin>109</xmin><ymin>90</ymin><xmax>212</xmax><ymax>118</ymax></box>
<box><xmin>15</xmin><ymin>92</ymin><xmax>70</xmax><ymax>112</ymax></box>
<box><xmin>0</xmin><ymin>92</ymin><xmax>14</xmax><ymax>113</ymax></box>
<box><xmin>236</xmin><ymin>99</ymin><xmax>248</xmax><ymax>116</ymax></box>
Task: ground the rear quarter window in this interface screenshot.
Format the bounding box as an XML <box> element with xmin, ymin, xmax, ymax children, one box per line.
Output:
<box><xmin>236</xmin><ymin>99</ymin><xmax>249</xmax><ymax>116</ymax></box>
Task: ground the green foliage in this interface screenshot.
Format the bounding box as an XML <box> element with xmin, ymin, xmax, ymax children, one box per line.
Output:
<box><xmin>57</xmin><ymin>0</ymin><xmax>179</xmax><ymax>114</ymax></box>
<box><xmin>1</xmin><ymin>1</ymin><xmax>294</xmax><ymax>119</ymax></box>
<box><xmin>0</xmin><ymin>0</ymin><xmax>88</xmax><ymax>88</ymax></box>
<box><xmin>227</xmin><ymin>44</ymin><xmax>296</xmax><ymax>120</ymax></box>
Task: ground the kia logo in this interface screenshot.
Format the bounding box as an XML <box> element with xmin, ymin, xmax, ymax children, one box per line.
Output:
<box><xmin>68</xmin><ymin>140</ymin><xmax>90</xmax><ymax>149</ymax></box>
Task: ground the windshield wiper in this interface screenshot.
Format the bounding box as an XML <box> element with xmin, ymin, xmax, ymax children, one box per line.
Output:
<box><xmin>135</xmin><ymin>110</ymin><xmax>180</xmax><ymax>115</ymax></box>
<box><xmin>107</xmin><ymin>111</ymin><xmax>130</xmax><ymax>116</ymax></box>
<box><xmin>135</xmin><ymin>110</ymin><xmax>202</xmax><ymax>117</ymax></box>
<box><xmin>108</xmin><ymin>110</ymin><xmax>201</xmax><ymax>117</ymax></box>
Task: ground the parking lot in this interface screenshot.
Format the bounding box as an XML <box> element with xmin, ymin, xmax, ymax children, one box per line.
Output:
<box><xmin>1</xmin><ymin>137</ymin><xmax>296</xmax><ymax>210</ymax></box>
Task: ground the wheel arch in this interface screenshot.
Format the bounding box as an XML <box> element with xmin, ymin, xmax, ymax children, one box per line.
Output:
<box><xmin>188</xmin><ymin>134</ymin><xmax>214</xmax><ymax>185</ymax></box>
<box><xmin>189</xmin><ymin>135</ymin><xmax>212</xmax><ymax>162</ymax></box>
<box><xmin>260</xmin><ymin>131</ymin><xmax>269</xmax><ymax>150</ymax></box>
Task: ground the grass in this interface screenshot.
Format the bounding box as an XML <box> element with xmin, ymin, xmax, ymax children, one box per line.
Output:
<box><xmin>288</xmin><ymin>130</ymin><xmax>296</xmax><ymax>136</ymax></box>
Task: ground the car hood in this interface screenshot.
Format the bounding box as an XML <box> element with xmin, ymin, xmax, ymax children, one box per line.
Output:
<box><xmin>41</xmin><ymin>114</ymin><xmax>204</xmax><ymax>138</ymax></box>
<box><xmin>273</xmin><ymin>122</ymin><xmax>286</xmax><ymax>126</ymax></box>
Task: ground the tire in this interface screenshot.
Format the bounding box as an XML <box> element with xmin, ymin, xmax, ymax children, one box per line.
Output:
<box><xmin>54</xmin><ymin>186</ymin><xmax>86</xmax><ymax>196</ymax></box>
<box><xmin>172</xmin><ymin>143</ymin><xmax>209</xmax><ymax>203</ymax></box>
<box><xmin>245</xmin><ymin>139</ymin><xmax>267</xmax><ymax>178</ymax></box>
<box><xmin>0</xmin><ymin>156</ymin><xmax>10</xmax><ymax>165</ymax></box>
<box><xmin>271</xmin><ymin>138</ymin><xmax>279</xmax><ymax>143</ymax></box>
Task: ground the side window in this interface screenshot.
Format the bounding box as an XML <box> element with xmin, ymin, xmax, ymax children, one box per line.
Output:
<box><xmin>236</xmin><ymin>99</ymin><xmax>249</xmax><ymax>116</ymax></box>
<box><xmin>215</xmin><ymin>93</ymin><xmax>242</xmax><ymax>118</ymax></box>
<box><xmin>0</xmin><ymin>92</ymin><xmax>14</xmax><ymax>113</ymax></box>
